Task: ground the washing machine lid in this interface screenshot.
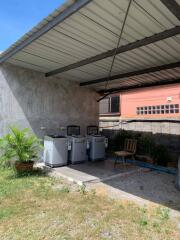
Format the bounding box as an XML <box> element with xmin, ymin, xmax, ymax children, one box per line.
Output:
<box><xmin>71</xmin><ymin>135</ymin><xmax>84</xmax><ymax>138</ymax></box>
<box><xmin>47</xmin><ymin>134</ymin><xmax>66</xmax><ymax>138</ymax></box>
<box><xmin>91</xmin><ymin>135</ymin><xmax>102</xmax><ymax>137</ymax></box>
<box><xmin>44</xmin><ymin>134</ymin><xmax>66</xmax><ymax>141</ymax></box>
<box><xmin>87</xmin><ymin>126</ymin><xmax>99</xmax><ymax>135</ymax></box>
<box><xmin>67</xmin><ymin>125</ymin><xmax>80</xmax><ymax>136</ymax></box>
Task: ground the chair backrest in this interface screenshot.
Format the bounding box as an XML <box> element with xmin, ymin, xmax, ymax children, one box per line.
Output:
<box><xmin>124</xmin><ymin>139</ymin><xmax>137</xmax><ymax>154</ymax></box>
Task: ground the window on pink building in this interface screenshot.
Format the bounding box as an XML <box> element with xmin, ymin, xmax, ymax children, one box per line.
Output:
<box><xmin>99</xmin><ymin>96</ymin><xmax>120</xmax><ymax>114</ymax></box>
<box><xmin>137</xmin><ymin>104</ymin><xmax>179</xmax><ymax>115</ymax></box>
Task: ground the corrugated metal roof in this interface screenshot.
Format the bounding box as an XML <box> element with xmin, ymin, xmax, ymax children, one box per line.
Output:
<box><xmin>96</xmin><ymin>67</ymin><xmax>180</xmax><ymax>90</ymax></box>
<box><xmin>0</xmin><ymin>0</ymin><xmax>180</xmax><ymax>92</ymax></box>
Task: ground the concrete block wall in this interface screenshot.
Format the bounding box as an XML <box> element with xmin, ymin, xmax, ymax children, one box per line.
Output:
<box><xmin>0</xmin><ymin>63</ymin><xmax>99</xmax><ymax>137</ymax></box>
<box><xmin>100</xmin><ymin>119</ymin><xmax>180</xmax><ymax>161</ymax></box>
<box><xmin>100</xmin><ymin>119</ymin><xmax>180</xmax><ymax>135</ymax></box>
<box><xmin>119</xmin><ymin>121</ymin><xmax>180</xmax><ymax>135</ymax></box>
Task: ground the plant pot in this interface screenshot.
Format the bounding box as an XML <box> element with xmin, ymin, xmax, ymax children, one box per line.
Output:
<box><xmin>15</xmin><ymin>161</ymin><xmax>34</xmax><ymax>172</ymax></box>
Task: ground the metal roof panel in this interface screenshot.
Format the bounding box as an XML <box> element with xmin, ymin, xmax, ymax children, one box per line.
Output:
<box><xmin>1</xmin><ymin>0</ymin><xmax>180</xmax><ymax>92</ymax></box>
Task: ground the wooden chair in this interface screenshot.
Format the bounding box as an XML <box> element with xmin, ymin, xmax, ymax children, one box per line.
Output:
<box><xmin>114</xmin><ymin>139</ymin><xmax>137</xmax><ymax>168</ymax></box>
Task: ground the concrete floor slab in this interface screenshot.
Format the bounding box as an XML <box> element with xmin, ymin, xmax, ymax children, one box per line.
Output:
<box><xmin>46</xmin><ymin>160</ymin><xmax>141</xmax><ymax>185</ymax></box>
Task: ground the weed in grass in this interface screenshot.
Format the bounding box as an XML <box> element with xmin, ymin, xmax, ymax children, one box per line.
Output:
<box><xmin>90</xmin><ymin>188</ymin><xmax>96</xmax><ymax>196</ymax></box>
<box><xmin>58</xmin><ymin>186</ymin><xmax>70</xmax><ymax>193</ymax></box>
<box><xmin>152</xmin><ymin>220</ymin><xmax>160</xmax><ymax>230</ymax></box>
<box><xmin>78</xmin><ymin>183</ymin><xmax>87</xmax><ymax>195</ymax></box>
<box><xmin>139</xmin><ymin>206</ymin><xmax>148</xmax><ymax>227</ymax></box>
<box><xmin>139</xmin><ymin>217</ymin><xmax>148</xmax><ymax>226</ymax></box>
<box><xmin>157</xmin><ymin>207</ymin><xmax>170</xmax><ymax>220</ymax></box>
<box><xmin>0</xmin><ymin>208</ymin><xmax>13</xmax><ymax>220</ymax></box>
<box><xmin>153</xmin><ymin>224</ymin><xmax>161</xmax><ymax>233</ymax></box>
<box><xmin>140</xmin><ymin>206</ymin><xmax>147</xmax><ymax>214</ymax></box>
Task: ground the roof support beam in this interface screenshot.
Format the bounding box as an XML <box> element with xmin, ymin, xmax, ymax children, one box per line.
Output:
<box><xmin>0</xmin><ymin>0</ymin><xmax>92</xmax><ymax>64</ymax></box>
<box><xmin>98</xmin><ymin>78</ymin><xmax>180</xmax><ymax>94</ymax></box>
<box><xmin>45</xmin><ymin>26</ymin><xmax>180</xmax><ymax>77</ymax></box>
<box><xmin>80</xmin><ymin>61</ymin><xmax>180</xmax><ymax>86</ymax></box>
<box><xmin>160</xmin><ymin>0</ymin><xmax>180</xmax><ymax>20</ymax></box>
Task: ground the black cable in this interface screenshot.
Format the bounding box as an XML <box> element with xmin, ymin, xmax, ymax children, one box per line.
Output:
<box><xmin>97</xmin><ymin>0</ymin><xmax>133</xmax><ymax>102</ymax></box>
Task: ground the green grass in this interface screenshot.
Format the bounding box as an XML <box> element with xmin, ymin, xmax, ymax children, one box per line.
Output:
<box><xmin>0</xmin><ymin>168</ymin><xmax>179</xmax><ymax>240</ymax></box>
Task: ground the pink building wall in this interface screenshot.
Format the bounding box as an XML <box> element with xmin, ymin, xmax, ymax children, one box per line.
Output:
<box><xmin>120</xmin><ymin>83</ymin><xmax>180</xmax><ymax>119</ymax></box>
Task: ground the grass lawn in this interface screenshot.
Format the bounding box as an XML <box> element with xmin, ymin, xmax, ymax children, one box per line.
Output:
<box><xmin>0</xmin><ymin>168</ymin><xmax>179</xmax><ymax>240</ymax></box>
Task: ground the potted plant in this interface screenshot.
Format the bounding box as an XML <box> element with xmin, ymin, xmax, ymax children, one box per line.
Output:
<box><xmin>0</xmin><ymin>126</ymin><xmax>42</xmax><ymax>172</ymax></box>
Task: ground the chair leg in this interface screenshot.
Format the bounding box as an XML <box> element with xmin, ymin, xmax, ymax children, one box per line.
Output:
<box><xmin>132</xmin><ymin>155</ymin><xmax>136</xmax><ymax>165</ymax></box>
<box><xmin>122</xmin><ymin>156</ymin><xmax>126</xmax><ymax>168</ymax></box>
<box><xmin>114</xmin><ymin>156</ymin><xmax>118</xmax><ymax>168</ymax></box>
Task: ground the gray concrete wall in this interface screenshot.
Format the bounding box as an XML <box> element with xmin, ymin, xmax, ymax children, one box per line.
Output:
<box><xmin>0</xmin><ymin>63</ymin><xmax>99</xmax><ymax>137</ymax></box>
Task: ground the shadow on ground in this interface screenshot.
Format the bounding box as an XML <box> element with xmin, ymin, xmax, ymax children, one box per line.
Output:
<box><xmin>68</xmin><ymin>159</ymin><xmax>180</xmax><ymax>211</ymax></box>
<box><xmin>6</xmin><ymin>168</ymin><xmax>48</xmax><ymax>180</ymax></box>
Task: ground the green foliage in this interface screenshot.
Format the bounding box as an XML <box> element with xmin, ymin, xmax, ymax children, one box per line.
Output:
<box><xmin>152</xmin><ymin>145</ymin><xmax>171</xmax><ymax>167</ymax></box>
<box><xmin>137</xmin><ymin>134</ymin><xmax>156</xmax><ymax>156</ymax></box>
<box><xmin>139</xmin><ymin>206</ymin><xmax>148</xmax><ymax>226</ymax></box>
<box><xmin>0</xmin><ymin>126</ymin><xmax>42</xmax><ymax>166</ymax></box>
<box><xmin>139</xmin><ymin>218</ymin><xmax>148</xmax><ymax>226</ymax></box>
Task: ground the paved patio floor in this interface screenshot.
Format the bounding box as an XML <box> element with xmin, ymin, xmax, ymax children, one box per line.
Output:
<box><xmin>47</xmin><ymin>160</ymin><xmax>141</xmax><ymax>185</ymax></box>
<box><xmin>89</xmin><ymin>170</ymin><xmax>180</xmax><ymax>211</ymax></box>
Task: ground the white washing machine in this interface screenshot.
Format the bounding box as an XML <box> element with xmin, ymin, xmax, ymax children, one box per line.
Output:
<box><xmin>44</xmin><ymin>135</ymin><xmax>68</xmax><ymax>167</ymax></box>
<box><xmin>67</xmin><ymin>125</ymin><xmax>88</xmax><ymax>164</ymax></box>
<box><xmin>87</xmin><ymin>126</ymin><xmax>108</xmax><ymax>161</ymax></box>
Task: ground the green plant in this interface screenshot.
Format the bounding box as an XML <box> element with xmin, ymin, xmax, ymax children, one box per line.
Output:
<box><xmin>139</xmin><ymin>217</ymin><xmax>148</xmax><ymax>226</ymax></box>
<box><xmin>157</xmin><ymin>207</ymin><xmax>170</xmax><ymax>220</ymax></box>
<box><xmin>0</xmin><ymin>126</ymin><xmax>42</xmax><ymax>166</ymax></box>
<box><xmin>78</xmin><ymin>183</ymin><xmax>87</xmax><ymax>194</ymax></box>
<box><xmin>137</xmin><ymin>134</ymin><xmax>156</xmax><ymax>156</ymax></box>
<box><xmin>152</xmin><ymin>145</ymin><xmax>171</xmax><ymax>167</ymax></box>
<box><xmin>139</xmin><ymin>206</ymin><xmax>148</xmax><ymax>226</ymax></box>
<box><xmin>59</xmin><ymin>186</ymin><xmax>70</xmax><ymax>193</ymax></box>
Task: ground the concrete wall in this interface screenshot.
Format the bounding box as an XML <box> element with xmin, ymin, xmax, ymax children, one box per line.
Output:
<box><xmin>99</xmin><ymin>118</ymin><xmax>180</xmax><ymax>135</ymax></box>
<box><xmin>0</xmin><ymin>63</ymin><xmax>99</xmax><ymax>137</ymax></box>
<box><xmin>100</xmin><ymin>119</ymin><xmax>180</xmax><ymax>161</ymax></box>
